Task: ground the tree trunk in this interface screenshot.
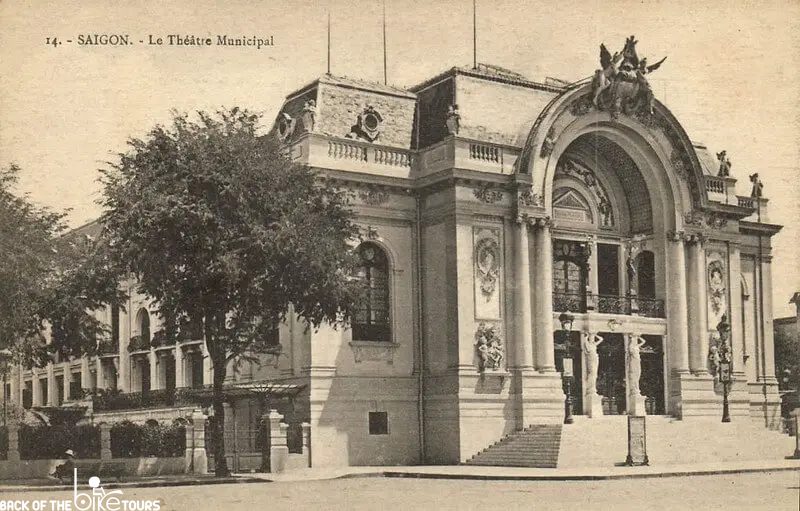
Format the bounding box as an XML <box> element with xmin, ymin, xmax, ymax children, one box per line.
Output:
<box><xmin>208</xmin><ymin>332</ymin><xmax>230</xmax><ymax>477</ymax></box>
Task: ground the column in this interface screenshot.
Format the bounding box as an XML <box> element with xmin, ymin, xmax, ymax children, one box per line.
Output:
<box><xmin>512</xmin><ymin>219</ymin><xmax>534</xmax><ymax>370</ymax></box>
<box><xmin>81</xmin><ymin>356</ymin><xmax>92</xmax><ymax>390</ymax></box>
<box><xmin>95</xmin><ymin>358</ymin><xmax>106</xmax><ymax>390</ymax></box>
<box><xmin>175</xmin><ymin>343</ymin><xmax>185</xmax><ymax>388</ymax></box>
<box><xmin>16</xmin><ymin>364</ymin><xmax>24</xmax><ymax>405</ymax></box>
<box><xmin>532</xmin><ymin>218</ymin><xmax>556</xmax><ymax>372</ymax></box>
<box><xmin>149</xmin><ymin>349</ymin><xmax>160</xmax><ymax>390</ymax></box>
<box><xmin>666</xmin><ymin>231</ymin><xmax>690</xmax><ymax>373</ymax></box>
<box><xmin>301</xmin><ymin>422</ymin><xmax>311</xmax><ymax>467</ymax></box>
<box><xmin>63</xmin><ymin>366</ymin><xmax>72</xmax><ymax>401</ymax></box>
<box><xmin>46</xmin><ymin>363</ymin><xmax>56</xmax><ymax>406</ymax></box>
<box><xmin>31</xmin><ymin>369</ymin><xmax>42</xmax><ymax>406</ymax></box>
<box><xmin>202</xmin><ymin>340</ymin><xmax>213</xmax><ymax>386</ymax></box>
<box><xmin>686</xmin><ymin>234</ymin><xmax>708</xmax><ymax>374</ymax></box>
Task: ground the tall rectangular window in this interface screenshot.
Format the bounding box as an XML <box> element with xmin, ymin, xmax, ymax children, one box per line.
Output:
<box><xmin>597</xmin><ymin>243</ymin><xmax>620</xmax><ymax>296</ymax></box>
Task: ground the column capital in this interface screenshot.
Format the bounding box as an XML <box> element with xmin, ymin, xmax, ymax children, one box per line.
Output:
<box><xmin>685</xmin><ymin>232</ymin><xmax>707</xmax><ymax>245</ymax></box>
<box><xmin>533</xmin><ymin>216</ymin><xmax>553</xmax><ymax>229</ymax></box>
<box><xmin>666</xmin><ymin>230</ymin><xmax>686</xmax><ymax>242</ymax></box>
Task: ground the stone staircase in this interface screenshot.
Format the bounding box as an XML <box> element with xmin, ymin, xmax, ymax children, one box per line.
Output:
<box><xmin>464</xmin><ymin>424</ymin><xmax>563</xmax><ymax>468</ymax></box>
<box><xmin>466</xmin><ymin>416</ymin><xmax>796</xmax><ymax>469</ymax></box>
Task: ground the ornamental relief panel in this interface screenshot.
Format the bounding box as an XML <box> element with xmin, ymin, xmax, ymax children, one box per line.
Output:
<box><xmin>473</xmin><ymin>227</ymin><xmax>502</xmax><ymax>320</ymax></box>
<box><xmin>706</xmin><ymin>249</ymin><xmax>728</xmax><ymax>330</ymax></box>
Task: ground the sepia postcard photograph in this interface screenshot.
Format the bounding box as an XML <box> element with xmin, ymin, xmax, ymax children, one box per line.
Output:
<box><xmin>0</xmin><ymin>1</ymin><xmax>799</xmax><ymax>509</ymax></box>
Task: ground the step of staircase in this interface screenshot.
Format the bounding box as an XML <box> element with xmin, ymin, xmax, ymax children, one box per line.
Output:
<box><xmin>464</xmin><ymin>424</ymin><xmax>563</xmax><ymax>468</ymax></box>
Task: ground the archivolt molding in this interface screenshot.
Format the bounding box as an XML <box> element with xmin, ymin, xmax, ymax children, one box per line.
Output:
<box><xmin>518</xmin><ymin>83</ymin><xmax>707</xmax><ymax>217</ymax></box>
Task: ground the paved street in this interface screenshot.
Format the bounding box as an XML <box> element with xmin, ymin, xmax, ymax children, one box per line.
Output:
<box><xmin>7</xmin><ymin>471</ymin><xmax>800</xmax><ymax>511</ymax></box>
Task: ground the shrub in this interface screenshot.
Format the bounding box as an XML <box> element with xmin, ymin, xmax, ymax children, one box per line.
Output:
<box><xmin>19</xmin><ymin>424</ymin><xmax>99</xmax><ymax>459</ymax></box>
<box><xmin>110</xmin><ymin>420</ymin><xmax>185</xmax><ymax>458</ymax></box>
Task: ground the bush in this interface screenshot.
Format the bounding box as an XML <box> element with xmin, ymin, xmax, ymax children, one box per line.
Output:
<box><xmin>111</xmin><ymin>420</ymin><xmax>185</xmax><ymax>458</ymax></box>
<box><xmin>19</xmin><ymin>424</ymin><xmax>99</xmax><ymax>459</ymax></box>
<box><xmin>0</xmin><ymin>427</ymin><xmax>7</xmax><ymax>460</ymax></box>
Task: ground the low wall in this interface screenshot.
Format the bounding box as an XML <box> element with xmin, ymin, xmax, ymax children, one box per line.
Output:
<box><xmin>0</xmin><ymin>457</ymin><xmax>187</xmax><ymax>481</ymax></box>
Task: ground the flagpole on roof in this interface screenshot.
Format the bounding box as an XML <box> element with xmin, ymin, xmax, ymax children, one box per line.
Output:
<box><xmin>327</xmin><ymin>7</ymin><xmax>332</xmax><ymax>75</ymax></box>
<box><xmin>382</xmin><ymin>0</ymin><xmax>388</xmax><ymax>85</ymax></box>
<box><xmin>473</xmin><ymin>0</ymin><xmax>477</xmax><ymax>69</ymax></box>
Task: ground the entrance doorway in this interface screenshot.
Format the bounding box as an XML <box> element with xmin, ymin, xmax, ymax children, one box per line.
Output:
<box><xmin>597</xmin><ymin>334</ymin><xmax>626</xmax><ymax>414</ymax></box>
<box><xmin>640</xmin><ymin>335</ymin><xmax>665</xmax><ymax>414</ymax></box>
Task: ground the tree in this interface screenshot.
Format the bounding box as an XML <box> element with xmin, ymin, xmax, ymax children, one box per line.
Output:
<box><xmin>99</xmin><ymin>108</ymin><xmax>362</xmax><ymax>476</ymax></box>
<box><xmin>0</xmin><ymin>165</ymin><xmax>116</xmax><ymax>367</ymax></box>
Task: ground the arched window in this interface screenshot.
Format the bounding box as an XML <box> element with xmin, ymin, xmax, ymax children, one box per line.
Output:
<box><xmin>136</xmin><ymin>308</ymin><xmax>151</xmax><ymax>345</ymax></box>
<box><xmin>353</xmin><ymin>243</ymin><xmax>390</xmax><ymax>342</ymax></box>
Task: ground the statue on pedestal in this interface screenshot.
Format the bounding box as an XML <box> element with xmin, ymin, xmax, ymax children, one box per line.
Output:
<box><xmin>582</xmin><ymin>332</ymin><xmax>604</xmax><ymax>395</ymax></box>
<box><xmin>716</xmin><ymin>150</ymin><xmax>732</xmax><ymax>177</ymax></box>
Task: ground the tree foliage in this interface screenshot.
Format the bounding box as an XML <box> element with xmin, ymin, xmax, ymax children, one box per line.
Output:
<box><xmin>0</xmin><ymin>165</ymin><xmax>118</xmax><ymax>366</ymax></box>
<box><xmin>100</xmin><ymin>108</ymin><xmax>362</xmax><ymax>475</ymax></box>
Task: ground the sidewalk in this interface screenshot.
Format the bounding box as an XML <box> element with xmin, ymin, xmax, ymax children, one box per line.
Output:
<box><xmin>263</xmin><ymin>458</ymin><xmax>800</xmax><ymax>482</ymax></box>
<box><xmin>2</xmin><ymin>458</ymin><xmax>798</xmax><ymax>492</ymax></box>
<box><xmin>0</xmin><ymin>474</ymin><xmax>269</xmax><ymax>494</ymax></box>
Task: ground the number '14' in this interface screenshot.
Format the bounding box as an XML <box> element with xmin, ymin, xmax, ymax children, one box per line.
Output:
<box><xmin>45</xmin><ymin>37</ymin><xmax>59</xmax><ymax>47</ymax></box>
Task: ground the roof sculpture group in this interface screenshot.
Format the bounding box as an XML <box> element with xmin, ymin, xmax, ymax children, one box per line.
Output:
<box><xmin>591</xmin><ymin>35</ymin><xmax>667</xmax><ymax>118</ymax></box>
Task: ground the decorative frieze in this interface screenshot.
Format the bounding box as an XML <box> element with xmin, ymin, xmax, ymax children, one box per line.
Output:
<box><xmin>358</xmin><ymin>188</ymin><xmax>390</xmax><ymax>206</ymax></box>
<box><xmin>517</xmin><ymin>188</ymin><xmax>544</xmax><ymax>207</ymax></box>
<box><xmin>684</xmin><ymin>210</ymin><xmax>728</xmax><ymax>229</ymax></box>
<box><xmin>473</xmin><ymin>185</ymin><xmax>504</xmax><ymax>204</ymax></box>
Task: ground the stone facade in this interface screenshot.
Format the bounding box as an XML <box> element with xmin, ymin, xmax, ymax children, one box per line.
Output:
<box><xmin>5</xmin><ymin>62</ymin><xmax>786</xmax><ymax>469</ymax></box>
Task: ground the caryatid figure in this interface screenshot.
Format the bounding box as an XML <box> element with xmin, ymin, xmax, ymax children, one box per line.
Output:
<box><xmin>627</xmin><ymin>334</ymin><xmax>647</xmax><ymax>397</ymax></box>
<box><xmin>582</xmin><ymin>332</ymin><xmax>604</xmax><ymax>396</ymax></box>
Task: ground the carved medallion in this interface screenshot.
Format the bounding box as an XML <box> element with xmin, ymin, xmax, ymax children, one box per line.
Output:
<box><xmin>346</xmin><ymin>106</ymin><xmax>384</xmax><ymax>142</ymax></box>
<box><xmin>474</xmin><ymin>237</ymin><xmax>500</xmax><ymax>299</ymax></box>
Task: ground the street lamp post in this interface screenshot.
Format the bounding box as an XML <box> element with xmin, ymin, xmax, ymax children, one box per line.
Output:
<box><xmin>717</xmin><ymin>316</ymin><xmax>732</xmax><ymax>423</ymax></box>
<box><xmin>559</xmin><ymin>311</ymin><xmax>575</xmax><ymax>425</ymax></box>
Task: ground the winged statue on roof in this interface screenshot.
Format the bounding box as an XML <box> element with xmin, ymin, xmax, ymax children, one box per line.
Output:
<box><xmin>590</xmin><ymin>36</ymin><xmax>667</xmax><ymax>118</ymax></box>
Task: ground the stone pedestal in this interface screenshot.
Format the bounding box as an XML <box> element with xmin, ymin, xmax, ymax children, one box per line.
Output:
<box><xmin>268</xmin><ymin>409</ymin><xmax>289</xmax><ymax>473</ymax></box>
<box><xmin>628</xmin><ymin>392</ymin><xmax>646</xmax><ymax>416</ymax></box>
<box><xmin>584</xmin><ymin>392</ymin><xmax>604</xmax><ymax>418</ymax></box>
<box><xmin>99</xmin><ymin>423</ymin><xmax>112</xmax><ymax>460</ymax></box>
<box><xmin>301</xmin><ymin>422</ymin><xmax>312</xmax><ymax>467</ymax></box>
<box><xmin>185</xmin><ymin>410</ymin><xmax>208</xmax><ymax>474</ymax></box>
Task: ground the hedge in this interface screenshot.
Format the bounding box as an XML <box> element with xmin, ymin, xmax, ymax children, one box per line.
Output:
<box><xmin>19</xmin><ymin>424</ymin><xmax>100</xmax><ymax>460</ymax></box>
<box><xmin>110</xmin><ymin>421</ymin><xmax>185</xmax><ymax>458</ymax></box>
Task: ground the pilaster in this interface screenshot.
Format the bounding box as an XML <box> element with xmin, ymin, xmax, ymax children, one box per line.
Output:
<box><xmin>46</xmin><ymin>363</ymin><xmax>55</xmax><ymax>406</ymax></box>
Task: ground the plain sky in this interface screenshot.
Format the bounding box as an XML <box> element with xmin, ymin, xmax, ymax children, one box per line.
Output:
<box><xmin>1</xmin><ymin>0</ymin><xmax>798</xmax><ymax>315</ymax></box>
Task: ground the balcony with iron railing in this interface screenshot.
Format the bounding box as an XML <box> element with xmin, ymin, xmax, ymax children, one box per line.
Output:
<box><xmin>552</xmin><ymin>291</ymin><xmax>665</xmax><ymax>319</ymax></box>
<box><xmin>91</xmin><ymin>385</ymin><xmax>211</xmax><ymax>412</ymax></box>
